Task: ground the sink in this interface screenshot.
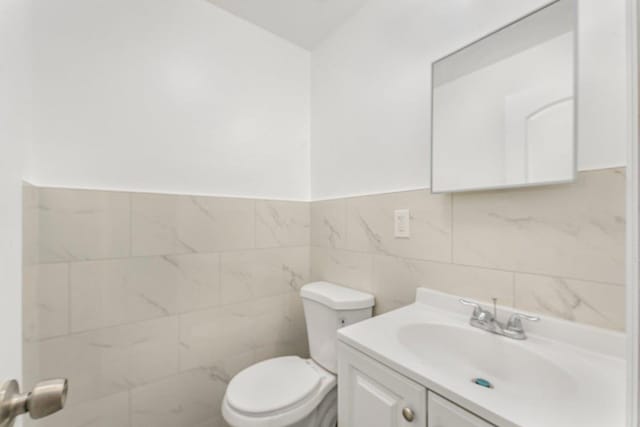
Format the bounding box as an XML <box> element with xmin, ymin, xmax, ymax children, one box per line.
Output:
<box><xmin>397</xmin><ymin>323</ymin><xmax>577</xmax><ymax>399</ymax></box>
<box><xmin>338</xmin><ymin>288</ymin><xmax>625</xmax><ymax>427</ymax></box>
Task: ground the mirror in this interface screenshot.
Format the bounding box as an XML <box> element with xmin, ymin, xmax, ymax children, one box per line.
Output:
<box><xmin>431</xmin><ymin>0</ymin><xmax>576</xmax><ymax>193</ymax></box>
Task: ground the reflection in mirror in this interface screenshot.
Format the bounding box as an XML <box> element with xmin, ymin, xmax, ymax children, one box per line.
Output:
<box><xmin>431</xmin><ymin>0</ymin><xmax>576</xmax><ymax>193</ymax></box>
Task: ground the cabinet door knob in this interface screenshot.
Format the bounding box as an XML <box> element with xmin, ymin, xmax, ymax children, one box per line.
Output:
<box><xmin>402</xmin><ymin>407</ymin><xmax>415</xmax><ymax>422</ymax></box>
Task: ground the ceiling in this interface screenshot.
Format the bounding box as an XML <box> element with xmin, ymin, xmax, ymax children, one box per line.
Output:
<box><xmin>207</xmin><ymin>0</ymin><xmax>370</xmax><ymax>50</ymax></box>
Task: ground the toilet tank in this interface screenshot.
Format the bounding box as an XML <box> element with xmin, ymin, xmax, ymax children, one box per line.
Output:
<box><xmin>300</xmin><ymin>282</ymin><xmax>374</xmax><ymax>374</ymax></box>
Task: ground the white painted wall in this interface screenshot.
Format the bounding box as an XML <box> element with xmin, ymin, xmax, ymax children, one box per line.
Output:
<box><xmin>24</xmin><ymin>0</ymin><xmax>631</xmax><ymax>200</ymax></box>
<box><xmin>310</xmin><ymin>0</ymin><xmax>630</xmax><ymax>199</ymax></box>
<box><xmin>28</xmin><ymin>0</ymin><xmax>311</xmax><ymax>201</ymax></box>
<box><xmin>0</xmin><ymin>0</ymin><xmax>30</xmax><ymax>384</ymax></box>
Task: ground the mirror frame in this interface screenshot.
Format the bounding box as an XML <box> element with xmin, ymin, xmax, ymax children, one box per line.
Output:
<box><xmin>429</xmin><ymin>0</ymin><xmax>579</xmax><ymax>194</ymax></box>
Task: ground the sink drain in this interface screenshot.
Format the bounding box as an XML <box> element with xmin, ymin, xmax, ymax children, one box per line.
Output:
<box><xmin>472</xmin><ymin>378</ymin><xmax>493</xmax><ymax>389</ymax></box>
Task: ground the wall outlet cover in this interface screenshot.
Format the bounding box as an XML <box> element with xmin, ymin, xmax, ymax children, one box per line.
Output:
<box><xmin>394</xmin><ymin>209</ymin><xmax>410</xmax><ymax>238</ymax></box>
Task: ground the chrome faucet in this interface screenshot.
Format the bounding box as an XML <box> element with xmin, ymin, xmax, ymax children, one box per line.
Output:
<box><xmin>459</xmin><ymin>298</ymin><xmax>539</xmax><ymax>340</ymax></box>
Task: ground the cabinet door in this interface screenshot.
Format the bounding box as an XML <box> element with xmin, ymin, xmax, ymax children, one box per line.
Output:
<box><xmin>428</xmin><ymin>392</ymin><xmax>494</xmax><ymax>427</ymax></box>
<box><xmin>338</xmin><ymin>342</ymin><xmax>427</xmax><ymax>427</ymax></box>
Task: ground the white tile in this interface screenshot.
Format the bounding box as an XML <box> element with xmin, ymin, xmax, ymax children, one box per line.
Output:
<box><xmin>131</xmin><ymin>193</ymin><xmax>254</xmax><ymax>256</ymax></box>
<box><xmin>255</xmin><ymin>200</ymin><xmax>310</xmax><ymax>248</ymax></box>
<box><xmin>131</xmin><ymin>369</ymin><xmax>225</xmax><ymax>427</ymax></box>
<box><xmin>452</xmin><ymin>168</ymin><xmax>626</xmax><ymax>284</ymax></box>
<box><xmin>192</xmin><ymin>417</ymin><xmax>228</xmax><ymax>427</ymax></box>
<box><xmin>70</xmin><ymin>254</ymin><xmax>220</xmax><ymax>332</ymax></box>
<box><xmin>254</xmin><ymin>340</ymin><xmax>309</xmax><ymax>363</ymax></box>
<box><xmin>165</xmin><ymin>253</ymin><xmax>222</xmax><ymax>312</ymax></box>
<box><xmin>252</xmin><ymin>294</ymin><xmax>309</xmax><ymax>362</ymax></box>
<box><xmin>179</xmin><ymin>304</ymin><xmax>255</xmax><ymax>372</ymax></box>
<box><xmin>33</xmin><ymin>317</ymin><xmax>179</xmax><ymax>405</ymax></box>
<box><xmin>24</xmin><ymin>392</ymin><xmax>130</xmax><ymax>427</ymax></box>
<box><xmin>22</xmin><ymin>340</ymin><xmax>41</xmax><ymax>393</ymax></box>
<box><xmin>310</xmin><ymin>247</ymin><xmax>373</xmax><ymax>293</ymax></box>
<box><xmin>311</xmin><ymin>199</ymin><xmax>347</xmax><ymax>248</ymax></box>
<box><xmin>23</xmin><ymin>183</ymin><xmax>39</xmax><ymax>266</ymax></box>
<box><xmin>23</xmin><ymin>263</ymin><xmax>69</xmax><ymax>340</ymax></box>
<box><xmin>38</xmin><ymin>188</ymin><xmax>130</xmax><ymax>262</ymax></box>
<box><xmin>220</xmin><ymin>247</ymin><xmax>309</xmax><ymax>305</ymax></box>
<box><xmin>371</xmin><ymin>255</ymin><xmax>514</xmax><ymax>314</ymax></box>
<box><xmin>251</xmin><ymin>293</ymin><xmax>307</xmax><ymax>351</ymax></box>
<box><xmin>179</xmin><ymin>294</ymin><xmax>306</xmax><ymax>372</ymax></box>
<box><xmin>515</xmin><ymin>273</ymin><xmax>625</xmax><ymax>330</ymax></box>
<box><xmin>71</xmin><ymin>259</ymin><xmax>154</xmax><ymax>332</ymax></box>
<box><xmin>346</xmin><ymin>190</ymin><xmax>452</xmax><ymax>262</ymax></box>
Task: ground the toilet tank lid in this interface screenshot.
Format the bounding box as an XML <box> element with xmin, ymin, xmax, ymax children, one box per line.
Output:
<box><xmin>300</xmin><ymin>282</ymin><xmax>375</xmax><ymax>310</ymax></box>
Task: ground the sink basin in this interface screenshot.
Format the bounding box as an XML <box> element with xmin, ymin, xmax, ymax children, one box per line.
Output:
<box><xmin>397</xmin><ymin>323</ymin><xmax>577</xmax><ymax>399</ymax></box>
<box><xmin>338</xmin><ymin>288</ymin><xmax>625</xmax><ymax>427</ymax></box>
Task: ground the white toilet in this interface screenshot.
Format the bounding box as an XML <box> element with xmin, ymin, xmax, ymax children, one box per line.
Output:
<box><xmin>222</xmin><ymin>282</ymin><xmax>375</xmax><ymax>427</ymax></box>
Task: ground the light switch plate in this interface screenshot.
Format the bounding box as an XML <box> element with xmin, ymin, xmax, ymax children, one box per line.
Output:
<box><xmin>394</xmin><ymin>209</ymin><xmax>410</xmax><ymax>238</ymax></box>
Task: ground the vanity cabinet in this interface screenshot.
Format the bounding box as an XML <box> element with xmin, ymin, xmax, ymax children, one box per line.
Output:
<box><xmin>428</xmin><ymin>392</ymin><xmax>493</xmax><ymax>427</ymax></box>
<box><xmin>338</xmin><ymin>342</ymin><xmax>495</xmax><ymax>427</ymax></box>
<box><xmin>338</xmin><ymin>342</ymin><xmax>427</xmax><ymax>427</ymax></box>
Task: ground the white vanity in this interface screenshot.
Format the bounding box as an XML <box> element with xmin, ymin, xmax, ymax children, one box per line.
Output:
<box><xmin>337</xmin><ymin>289</ymin><xmax>625</xmax><ymax>427</ymax></box>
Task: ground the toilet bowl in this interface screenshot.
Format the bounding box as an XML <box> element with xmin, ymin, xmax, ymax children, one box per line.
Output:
<box><xmin>222</xmin><ymin>356</ymin><xmax>336</xmax><ymax>427</ymax></box>
<box><xmin>222</xmin><ymin>282</ymin><xmax>375</xmax><ymax>427</ymax></box>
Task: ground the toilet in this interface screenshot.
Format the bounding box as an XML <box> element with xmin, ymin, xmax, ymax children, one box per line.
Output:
<box><xmin>222</xmin><ymin>282</ymin><xmax>375</xmax><ymax>427</ymax></box>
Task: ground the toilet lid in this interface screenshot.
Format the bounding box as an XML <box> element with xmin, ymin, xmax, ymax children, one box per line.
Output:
<box><xmin>226</xmin><ymin>356</ymin><xmax>321</xmax><ymax>415</ymax></box>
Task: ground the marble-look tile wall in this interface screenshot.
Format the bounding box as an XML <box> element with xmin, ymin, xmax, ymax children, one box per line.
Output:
<box><xmin>21</xmin><ymin>168</ymin><xmax>625</xmax><ymax>426</ymax></box>
<box><xmin>311</xmin><ymin>168</ymin><xmax>626</xmax><ymax>331</ymax></box>
<box><xmin>22</xmin><ymin>186</ymin><xmax>310</xmax><ymax>427</ymax></box>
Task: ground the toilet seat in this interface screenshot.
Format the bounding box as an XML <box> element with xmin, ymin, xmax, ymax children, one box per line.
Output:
<box><xmin>227</xmin><ymin>356</ymin><xmax>321</xmax><ymax>415</ymax></box>
<box><xmin>222</xmin><ymin>356</ymin><xmax>336</xmax><ymax>427</ymax></box>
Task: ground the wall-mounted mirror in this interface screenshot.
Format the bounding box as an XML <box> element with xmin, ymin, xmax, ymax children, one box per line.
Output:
<box><xmin>431</xmin><ymin>0</ymin><xmax>576</xmax><ymax>193</ymax></box>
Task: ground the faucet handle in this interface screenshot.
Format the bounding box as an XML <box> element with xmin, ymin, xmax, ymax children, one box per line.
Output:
<box><xmin>459</xmin><ymin>298</ymin><xmax>481</xmax><ymax>315</ymax></box>
<box><xmin>460</xmin><ymin>299</ymin><xmax>494</xmax><ymax>324</ymax></box>
<box><xmin>506</xmin><ymin>313</ymin><xmax>540</xmax><ymax>332</ymax></box>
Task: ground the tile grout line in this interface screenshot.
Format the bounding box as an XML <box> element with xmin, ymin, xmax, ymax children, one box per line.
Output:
<box><xmin>128</xmin><ymin>389</ymin><xmax>133</xmax><ymax>427</ymax></box>
<box><xmin>62</xmin><ymin>365</ymin><xmax>218</xmax><ymax>414</ymax></box>
<box><xmin>67</xmin><ymin>261</ymin><xmax>72</xmax><ymax>335</ymax></box>
<box><xmin>30</xmin><ymin>288</ymin><xmax>301</xmax><ymax>343</ymax></box>
<box><xmin>129</xmin><ymin>192</ymin><xmax>133</xmax><ymax>258</ymax></box>
<box><xmin>34</xmin><ymin>244</ymin><xmax>314</xmax><ymax>266</ymax></box>
<box><xmin>128</xmin><ymin>192</ymin><xmax>138</xmax><ymax>427</ymax></box>
<box><xmin>343</xmin><ymin>198</ymin><xmax>349</xmax><ymax>252</ymax></box>
<box><xmin>177</xmin><ymin>311</ymin><xmax>182</xmax><ymax>376</ymax></box>
<box><xmin>218</xmin><ymin>251</ymin><xmax>223</xmax><ymax>320</ymax></box>
<box><xmin>307</xmin><ymin>201</ymin><xmax>312</xmax><ymax>281</ymax></box>
<box><xmin>305</xmin><ymin>244</ymin><xmax>626</xmax><ymax>288</ymax></box>
<box><xmin>512</xmin><ymin>271</ymin><xmax>517</xmax><ymax>309</ymax></box>
<box><xmin>450</xmin><ymin>193</ymin><xmax>454</xmax><ymax>263</ymax></box>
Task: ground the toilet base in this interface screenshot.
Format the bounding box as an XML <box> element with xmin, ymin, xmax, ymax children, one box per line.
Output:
<box><xmin>286</xmin><ymin>388</ymin><xmax>336</xmax><ymax>427</ymax></box>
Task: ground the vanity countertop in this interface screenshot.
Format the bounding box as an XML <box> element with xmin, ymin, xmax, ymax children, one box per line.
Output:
<box><xmin>337</xmin><ymin>288</ymin><xmax>626</xmax><ymax>427</ymax></box>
